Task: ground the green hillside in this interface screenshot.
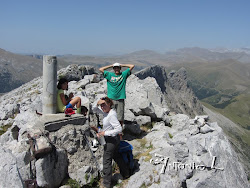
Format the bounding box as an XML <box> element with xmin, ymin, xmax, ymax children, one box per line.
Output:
<box><xmin>168</xmin><ymin>60</ymin><xmax>250</xmax><ymax>130</ymax></box>
<box><xmin>218</xmin><ymin>94</ymin><xmax>250</xmax><ymax>130</ymax></box>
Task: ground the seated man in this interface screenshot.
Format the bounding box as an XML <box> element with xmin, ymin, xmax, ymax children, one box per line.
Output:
<box><xmin>57</xmin><ymin>78</ymin><xmax>82</xmax><ymax>114</ymax></box>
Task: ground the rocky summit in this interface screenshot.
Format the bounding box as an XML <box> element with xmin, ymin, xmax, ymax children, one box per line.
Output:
<box><xmin>0</xmin><ymin>65</ymin><xmax>249</xmax><ymax>188</ymax></box>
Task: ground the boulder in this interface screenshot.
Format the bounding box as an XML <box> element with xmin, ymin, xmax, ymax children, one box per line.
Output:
<box><xmin>170</xmin><ymin>114</ymin><xmax>190</xmax><ymax>132</ymax></box>
<box><xmin>126</xmin><ymin>161</ymin><xmax>157</xmax><ymax>188</ymax></box>
<box><xmin>49</xmin><ymin>124</ymin><xmax>103</xmax><ymax>186</ymax></box>
<box><xmin>135</xmin><ymin>115</ymin><xmax>151</xmax><ymax>126</ymax></box>
<box><xmin>200</xmin><ymin>124</ymin><xmax>215</xmax><ymax>134</ymax></box>
<box><xmin>35</xmin><ymin>149</ymin><xmax>68</xmax><ymax>188</ymax></box>
<box><xmin>124</xmin><ymin>109</ymin><xmax>136</xmax><ymax>122</ymax></box>
<box><xmin>57</xmin><ymin>65</ymin><xmax>97</xmax><ymax>81</ymax></box>
<box><xmin>0</xmin><ymin>146</ymin><xmax>24</xmax><ymax>188</ymax></box>
<box><xmin>70</xmin><ymin>166</ymin><xmax>98</xmax><ymax>186</ymax></box>
<box><xmin>125</xmin><ymin>75</ymin><xmax>168</xmax><ymax>119</ymax></box>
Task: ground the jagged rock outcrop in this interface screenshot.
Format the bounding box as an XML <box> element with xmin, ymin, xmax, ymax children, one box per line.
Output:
<box><xmin>35</xmin><ymin>149</ymin><xmax>68</xmax><ymax>187</ymax></box>
<box><xmin>126</xmin><ymin>115</ymin><xmax>249</xmax><ymax>188</ymax></box>
<box><xmin>135</xmin><ymin>65</ymin><xmax>203</xmax><ymax>117</ymax></box>
<box><xmin>0</xmin><ymin>65</ymin><xmax>101</xmax><ymax>187</ymax></box>
<box><xmin>204</xmin><ymin>106</ymin><xmax>250</xmax><ymax>180</ymax></box>
<box><xmin>49</xmin><ymin>124</ymin><xmax>102</xmax><ymax>185</ymax></box>
<box><xmin>0</xmin><ymin>146</ymin><xmax>25</xmax><ymax>188</ymax></box>
<box><xmin>0</xmin><ymin>64</ymin><xmax>249</xmax><ymax>188</ymax></box>
<box><xmin>125</xmin><ymin>75</ymin><xmax>170</xmax><ymax>121</ymax></box>
<box><xmin>57</xmin><ymin>64</ymin><xmax>98</xmax><ymax>81</ymax></box>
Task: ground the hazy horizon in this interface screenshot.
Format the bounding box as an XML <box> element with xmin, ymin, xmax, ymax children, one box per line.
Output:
<box><xmin>5</xmin><ymin>46</ymin><xmax>248</xmax><ymax>57</ymax></box>
<box><xmin>1</xmin><ymin>0</ymin><xmax>250</xmax><ymax>56</ymax></box>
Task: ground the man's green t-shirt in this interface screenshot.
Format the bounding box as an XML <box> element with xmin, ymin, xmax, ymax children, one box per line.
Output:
<box><xmin>103</xmin><ymin>68</ymin><xmax>131</xmax><ymax>100</ymax></box>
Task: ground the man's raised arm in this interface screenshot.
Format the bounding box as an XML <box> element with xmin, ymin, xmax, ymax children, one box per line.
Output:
<box><xmin>99</xmin><ymin>64</ymin><xmax>113</xmax><ymax>73</ymax></box>
<box><xmin>121</xmin><ymin>64</ymin><xmax>135</xmax><ymax>71</ymax></box>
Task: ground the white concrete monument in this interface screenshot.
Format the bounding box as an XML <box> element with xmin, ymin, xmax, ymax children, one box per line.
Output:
<box><xmin>42</xmin><ymin>55</ymin><xmax>57</xmax><ymax>114</ymax></box>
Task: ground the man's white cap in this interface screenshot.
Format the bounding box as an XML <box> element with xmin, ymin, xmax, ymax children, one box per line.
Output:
<box><xmin>113</xmin><ymin>62</ymin><xmax>121</xmax><ymax>67</ymax></box>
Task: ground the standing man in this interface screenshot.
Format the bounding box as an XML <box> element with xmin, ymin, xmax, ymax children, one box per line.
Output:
<box><xmin>99</xmin><ymin>63</ymin><xmax>135</xmax><ymax>128</ymax></box>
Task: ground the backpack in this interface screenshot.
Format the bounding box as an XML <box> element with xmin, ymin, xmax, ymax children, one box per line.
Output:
<box><xmin>118</xmin><ymin>141</ymin><xmax>135</xmax><ymax>175</ymax></box>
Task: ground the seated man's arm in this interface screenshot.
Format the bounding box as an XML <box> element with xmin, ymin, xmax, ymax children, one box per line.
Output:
<box><xmin>66</xmin><ymin>93</ymin><xmax>74</xmax><ymax>104</ymax></box>
<box><xmin>60</xmin><ymin>93</ymin><xmax>68</xmax><ymax>105</ymax></box>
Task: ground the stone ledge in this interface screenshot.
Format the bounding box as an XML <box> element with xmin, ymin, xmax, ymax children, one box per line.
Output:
<box><xmin>42</xmin><ymin>114</ymin><xmax>86</xmax><ymax>132</ymax></box>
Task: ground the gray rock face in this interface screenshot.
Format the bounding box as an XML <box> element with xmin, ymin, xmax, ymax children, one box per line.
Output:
<box><xmin>0</xmin><ymin>146</ymin><xmax>24</xmax><ymax>188</ymax></box>
<box><xmin>135</xmin><ymin>65</ymin><xmax>203</xmax><ymax>117</ymax></box>
<box><xmin>0</xmin><ymin>76</ymin><xmax>43</xmax><ymax>124</ymax></box>
<box><xmin>127</xmin><ymin>115</ymin><xmax>249</xmax><ymax>188</ymax></box>
<box><xmin>125</xmin><ymin>75</ymin><xmax>169</xmax><ymax>121</ymax></box>
<box><xmin>166</xmin><ymin>68</ymin><xmax>204</xmax><ymax>117</ymax></box>
<box><xmin>136</xmin><ymin>115</ymin><xmax>151</xmax><ymax>126</ymax></box>
<box><xmin>49</xmin><ymin>124</ymin><xmax>103</xmax><ymax>183</ymax></box>
<box><xmin>203</xmin><ymin>106</ymin><xmax>250</xmax><ymax>181</ymax></box>
<box><xmin>70</xmin><ymin>165</ymin><xmax>98</xmax><ymax>186</ymax></box>
<box><xmin>36</xmin><ymin>149</ymin><xmax>68</xmax><ymax>188</ymax></box>
<box><xmin>135</xmin><ymin>64</ymin><xmax>169</xmax><ymax>93</ymax></box>
<box><xmin>57</xmin><ymin>64</ymin><xmax>98</xmax><ymax>81</ymax></box>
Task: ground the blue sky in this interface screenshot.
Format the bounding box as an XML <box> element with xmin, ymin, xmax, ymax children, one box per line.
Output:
<box><xmin>0</xmin><ymin>0</ymin><xmax>249</xmax><ymax>55</ymax></box>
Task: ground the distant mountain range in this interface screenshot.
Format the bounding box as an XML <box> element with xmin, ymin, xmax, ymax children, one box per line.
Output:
<box><xmin>165</xmin><ymin>47</ymin><xmax>250</xmax><ymax>64</ymax></box>
<box><xmin>120</xmin><ymin>47</ymin><xmax>250</xmax><ymax>64</ymax></box>
<box><xmin>27</xmin><ymin>47</ymin><xmax>250</xmax><ymax>64</ymax></box>
<box><xmin>210</xmin><ymin>47</ymin><xmax>250</xmax><ymax>54</ymax></box>
<box><xmin>1</xmin><ymin>47</ymin><xmax>250</xmax><ymax>94</ymax></box>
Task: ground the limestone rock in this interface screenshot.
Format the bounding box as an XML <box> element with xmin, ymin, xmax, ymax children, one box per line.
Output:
<box><xmin>125</xmin><ymin>75</ymin><xmax>168</xmax><ymax>119</ymax></box>
<box><xmin>128</xmin><ymin>113</ymin><xmax>250</xmax><ymax>188</ymax></box>
<box><xmin>136</xmin><ymin>65</ymin><xmax>203</xmax><ymax>117</ymax></box>
<box><xmin>170</xmin><ymin>114</ymin><xmax>190</xmax><ymax>132</ymax></box>
<box><xmin>35</xmin><ymin>149</ymin><xmax>68</xmax><ymax>188</ymax></box>
<box><xmin>49</xmin><ymin>124</ymin><xmax>103</xmax><ymax>186</ymax></box>
<box><xmin>200</xmin><ymin>124</ymin><xmax>215</xmax><ymax>134</ymax></box>
<box><xmin>57</xmin><ymin>64</ymin><xmax>97</xmax><ymax>81</ymax></box>
<box><xmin>174</xmin><ymin>143</ymin><xmax>189</xmax><ymax>162</ymax></box>
<box><xmin>136</xmin><ymin>115</ymin><xmax>151</xmax><ymax>126</ymax></box>
<box><xmin>204</xmin><ymin>106</ymin><xmax>250</xmax><ymax>179</ymax></box>
<box><xmin>126</xmin><ymin>161</ymin><xmax>156</xmax><ymax>188</ymax></box>
<box><xmin>124</xmin><ymin>109</ymin><xmax>136</xmax><ymax>122</ymax></box>
<box><xmin>152</xmin><ymin>103</ymin><xmax>170</xmax><ymax>120</ymax></box>
<box><xmin>0</xmin><ymin>146</ymin><xmax>24</xmax><ymax>188</ymax></box>
<box><xmin>70</xmin><ymin>166</ymin><xmax>98</xmax><ymax>186</ymax></box>
<box><xmin>189</xmin><ymin>124</ymin><xmax>199</xmax><ymax>135</ymax></box>
<box><xmin>194</xmin><ymin>115</ymin><xmax>209</xmax><ymax>121</ymax></box>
